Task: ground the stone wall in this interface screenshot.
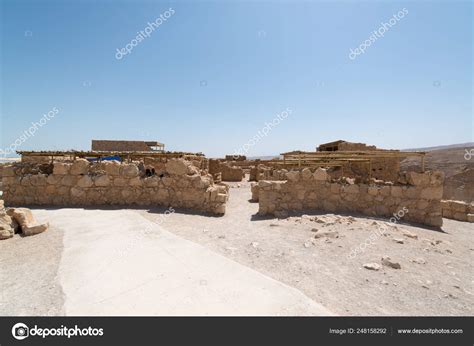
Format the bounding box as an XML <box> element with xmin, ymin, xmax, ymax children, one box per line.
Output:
<box><xmin>258</xmin><ymin>168</ymin><xmax>444</xmax><ymax>227</ymax></box>
<box><xmin>2</xmin><ymin>159</ymin><xmax>228</xmax><ymax>214</ymax></box>
<box><xmin>208</xmin><ymin>159</ymin><xmax>244</xmax><ymax>182</ymax></box>
<box><xmin>250</xmin><ymin>160</ymin><xmax>400</xmax><ymax>183</ymax></box>
<box><xmin>441</xmin><ymin>200</ymin><xmax>474</xmax><ymax>222</ymax></box>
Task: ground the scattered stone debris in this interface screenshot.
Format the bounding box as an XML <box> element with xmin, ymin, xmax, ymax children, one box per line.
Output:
<box><xmin>314</xmin><ymin>230</ymin><xmax>339</xmax><ymax>239</ymax></box>
<box><xmin>402</xmin><ymin>230</ymin><xmax>418</xmax><ymax>239</ymax></box>
<box><xmin>310</xmin><ymin>228</ymin><xmax>319</xmax><ymax>232</ymax></box>
<box><xmin>381</xmin><ymin>256</ymin><xmax>401</xmax><ymax>269</ymax></box>
<box><xmin>393</xmin><ymin>237</ymin><xmax>404</xmax><ymax>244</ymax></box>
<box><xmin>380</xmin><ymin>280</ymin><xmax>389</xmax><ymax>285</ymax></box>
<box><xmin>1</xmin><ymin>205</ymin><xmax>49</xmax><ymax>240</ymax></box>
<box><xmin>363</xmin><ymin>263</ymin><xmax>381</xmax><ymax>271</ymax></box>
<box><xmin>412</xmin><ymin>257</ymin><xmax>427</xmax><ymax>264</ymax></box>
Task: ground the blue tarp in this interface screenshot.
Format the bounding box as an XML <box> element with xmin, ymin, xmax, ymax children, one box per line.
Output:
<box><xmin>87</xmin><ymin>155</ymin><xmax>121</xmax><ymax>162</ymax></box>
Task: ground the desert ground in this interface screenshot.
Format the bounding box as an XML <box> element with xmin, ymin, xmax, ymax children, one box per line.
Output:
<box><xmin>1</xmin><ymin>176</ymin><xmax>472</xmax><ymax>316</ymax></box>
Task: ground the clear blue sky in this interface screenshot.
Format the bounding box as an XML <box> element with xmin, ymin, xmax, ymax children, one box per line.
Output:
<box><xmin>1</xmin><ymin>0</ymin><xmax>472</xmax><ymax>157</ymax></box>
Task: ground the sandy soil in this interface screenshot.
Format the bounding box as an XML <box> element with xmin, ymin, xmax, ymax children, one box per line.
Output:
<box><xmin>0</xmin><ymin>220</ymin><xmax>65</xmax><ymax>316</ymax></box>
<box><xmin>140</xmin><ymin>179</ymin><xmax>474</xmax><ymax>316</ymax></box>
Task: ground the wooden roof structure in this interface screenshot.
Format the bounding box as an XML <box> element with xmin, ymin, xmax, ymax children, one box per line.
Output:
<box><xmin>17</xmin><ymin>150</ymin><xmax>203</xmax><ymax>162</ymax></box>
<box><xmin>91</xmin><ymin>140</ymin><xmax>165</xmax><ymax>152</ymax></box>
<box><xmin>278</xmin><ymin>150</ymin><xmax>427</xmax><ymax>173</ymax></box>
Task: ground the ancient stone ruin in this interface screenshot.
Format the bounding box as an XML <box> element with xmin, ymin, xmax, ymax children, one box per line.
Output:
<box><xmin>208</xmin><ymin>159</ymin><xmax>244</xmax><ymax>182</ymax></box>
<box><xmin>441</xmin><ymin>200</ymin><xmax>474</xmax><ymax>222</ymax></box>
<box><xmin>2</xmin><ymin>158</ymin><xmax>229</xmax><ymax>215</ymax></box>
<box><xmin>257</xmin><ymin>168</ymin><xmax>444</xmax><ymax>227</ymax></box>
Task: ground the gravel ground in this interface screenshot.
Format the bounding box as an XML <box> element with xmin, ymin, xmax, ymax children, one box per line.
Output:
<box><xmin>139</xmin><ymin>178</ymin><xmax>474</xmax><ymax>316</ymax></box>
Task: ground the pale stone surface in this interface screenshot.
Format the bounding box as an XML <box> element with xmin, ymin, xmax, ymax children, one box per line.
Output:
<box><xmin>30</xmin><ymin>208</ymin><xmax>331</xmax><ymax>316</ymax></box>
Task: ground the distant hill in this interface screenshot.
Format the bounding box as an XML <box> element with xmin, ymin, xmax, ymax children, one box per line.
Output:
<box><xmin>400</xmin><ymin>143</ymin><xmax>474</xmax><ymax>202</ymax></box>
<box><xmin>247</xmin><ymin>156</ymin><xmax>280</xmax><ymax>161</ymax></box>
<box><xmin>402</xmin><ymin>142</ymin><xmax>474</xmax><ymax>152</ymax></box>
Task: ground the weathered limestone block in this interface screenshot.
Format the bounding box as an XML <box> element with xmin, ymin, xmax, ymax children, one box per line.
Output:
<box><xmin>53</xmin><ymin>162</ymin><xmax>70</xmax><ymax>175</ymax></box>
<box><xmin>441</xmin><ymin>200</ymin><xmax>474</xmax><ymax>223</ymax></box>
<box><xmin>250</xmin><ymin>182</ymin><xmax>259</xmax><ymax>202</ymax></box>
<box><xmin>407</xmin><ymin>172</ymin><xmax>430</xmax><ymax>186</ymax></box>
<box><xmin>0</xmin><ymin>212</ymin><xmax>15</xmax><ymax>240</ymax></box>
<box><xmin>166</xmin><ymin>159</ymin><xmax>189</xmax><ymax>176</ymax></box>
<box><xmin>30</xmin><ymin>174</ymin><xmax>48</xmax><ymax>186</ymax></box>
<box><xmin>129</xmin><ymin>177</ymin><xmax>142</xmax><ymax>187</ymax></box>
<box><xmin>71</xmin><ymin>187</ymin><xmax>86</xmax><ymax>198</ymax></box>
<box><xmin>368</xmin><ymin>186</ymin><xmax>378</xmax><ymax>196</ymax></box>
<box><xmin>102</xmin><ymin>161</ymin><xmax>121</xmax><ymax>176</ymax></box>
<box><xmin>122</xmin><ymin>164</ymin><xmax>139</xmax><ymax>177</ymax></box>
<box><xmin>159</xmin><ymin>175</ymin><xmax>173</xmax><ymax>186</ymax></box>
<box><xmin>259</xmin><ymin>180</ymin><xmax>273</xmax><ymax>190</ymax></box>
<box><xmin>113</xmin><ymin>177</ymin><xmax>129</xmax><ymax>187</ymax></box>
<box><xmin>344</xmin><ymin>184</ymin><xmax>359</xmax><ymax>194</ymax></box>
<box><xmin>286</xmin><ymin>171</ymin><xmax>300</xmax><ymax>182</ymax></box>
<box><xmin>451</xmin><ymin>200</ymin><xmax>467</xmax><ymax>213</ymax></box>
<box><xmin>420</xmin><ymin>187</ymin><xmax>443</xmax><ymax>200</ymax></box>
<box><xmin>47</xmin><ymin>175</ymin><xmax>62</xmax><ymax>185</ymax></box>
<box><xmin>313</xmin><ymin>168</ymin><xmax>328</xmax><ymax>181</ymax></box>
<box><xmin>221</xmin><ymin>165</ymin><xmax>243</xmax><ymax>182</ymax></box>
<box><xmin>186</xmin><ymin>165</ymin><xmax>200</xmax><ymax>176</ymax></box>
<box><xmin>215</xmin><ymin>193</ymin><xmax>227</xmax><ymax>203</ymax></box>
<box><xmin>301</xmin><ymin>168</ymin><xmax>312</xmax><ymax>180</ymax></box>
<box><xmin>70</xmin><ymin>159</ymin><xmax>89</xmax><ymax>175</ymax></box>
<box><xmin>77</xmin><ymin>175</ymin><xmax>94</xmax><ymax>188</ymax></box>
<box><xmin>21</xmin><ymin>176</ymin><xmax>32</xmax><ymax>186</ymax></box>
<box><xmin>207</xmin><ymin>186</ymin><xmax>219</xmax><ymax>201</ymax></box>
<box><xmin>144</xmin><ymin>177</ymin><xmax>159</xmax><ymax>187</ymax></box>
<box><xmin>6</xmin><ymin>208</ymin><xmax>49</xmax><ymax>236</ymax></box>
<box><xmin>61</xmin><ymin>175</ymin><xmax>77</xmax><ymax>187</ymax></box>
<box><xmin>94</xmin><ymin>175</ymin><xmax>111</xmax><ymax>187</ymax></box>
<box><xmin>391</xmin><ymin>186</ymin><xmax>403</xmax><ymax>197</ymax></box>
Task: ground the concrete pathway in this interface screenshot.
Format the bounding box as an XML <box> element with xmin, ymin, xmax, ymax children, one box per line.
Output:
<box><xmin>32</xmin><ymin>208</ymin><xmax>331</xmax><ymax>316</ymax></box>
